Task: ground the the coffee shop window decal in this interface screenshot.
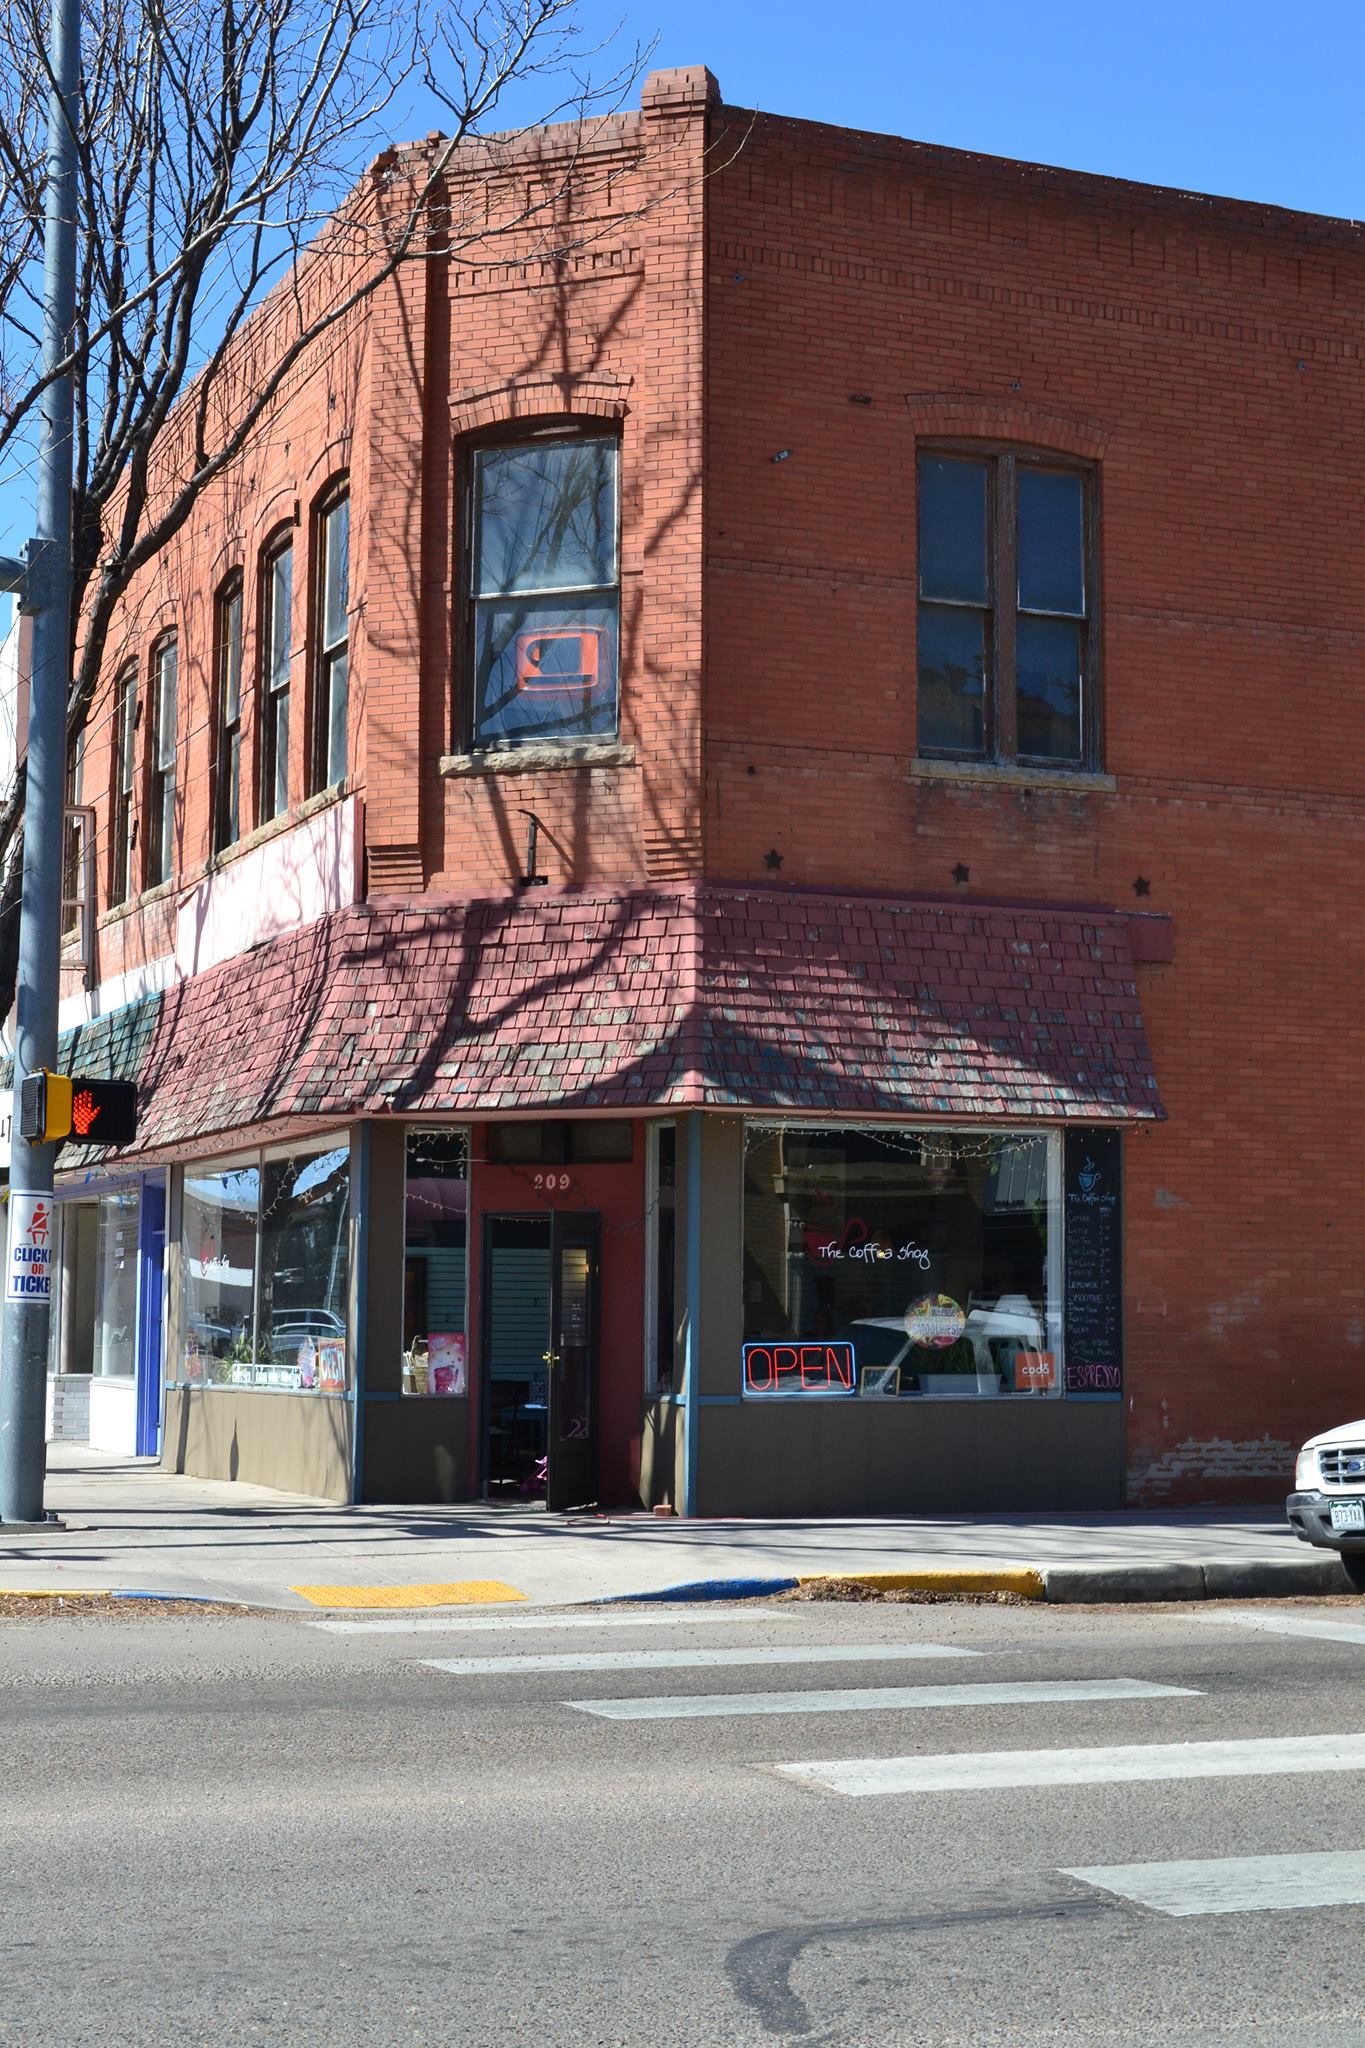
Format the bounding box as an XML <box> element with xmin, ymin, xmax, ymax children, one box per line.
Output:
<box><xmin>740</xmin><ymin>1123</ymin><xmax>1063</xmax><ymax>1399</ymax></box>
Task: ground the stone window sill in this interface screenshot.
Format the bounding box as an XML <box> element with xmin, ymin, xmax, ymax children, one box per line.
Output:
<box><xmin>907</xmin><ymin>758</ymin><xmax>1117</xmax><ymax>796</ymax></box>
<box><xmin>440</xmin><ymin>741</ymin><xmax>636</xmax><ymax>778</ymax></box>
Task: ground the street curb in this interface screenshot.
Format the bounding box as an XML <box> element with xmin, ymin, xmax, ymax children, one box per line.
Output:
<box><xmin>593</xmin><ymin>1557</ymin><xmax>1356</xmax><ymax>1607</ymax></box>
<box><xmin>1042</xmin><ymin>1556</ymin><xmax>1355</xmax><ymax>1602</ymax></box>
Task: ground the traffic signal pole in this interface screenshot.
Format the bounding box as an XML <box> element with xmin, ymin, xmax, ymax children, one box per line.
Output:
<box><xmin>0</xmin><ymin>0</ymin><xmax>81</xmax><ymax>1523</ymax></box>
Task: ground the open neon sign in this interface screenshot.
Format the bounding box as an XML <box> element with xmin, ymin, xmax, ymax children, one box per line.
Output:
<box><xmin>743</xmin><ymin>1341</ymin><xmax>858</xmax><ymax>1397</ymax></box>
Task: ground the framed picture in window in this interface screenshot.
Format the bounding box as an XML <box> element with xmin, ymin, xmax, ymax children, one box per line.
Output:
<box><xmin>859</xmin><ymin>1364</ymin><xmax>901</xmax><ymax>1399</ymax></box>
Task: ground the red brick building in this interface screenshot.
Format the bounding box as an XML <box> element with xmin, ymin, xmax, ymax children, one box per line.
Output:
<box><xmin>37</xmin><ymin>67</ymin><xmax>1363</xmax><ymax>1511</ymax></box>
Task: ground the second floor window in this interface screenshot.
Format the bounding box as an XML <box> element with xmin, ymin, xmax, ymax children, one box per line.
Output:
<box><xmin>110</xmin><ymin>664</ymin><xmax>137</xmax><ymax>906</ymax></box>
<box><xmin>62</xmin><ymin>720</ymin><xmax>85</xmax><ymax>941</ymax></box>
<box><xmin>312</xmin><ymin>491</ymin><xmax>349</xmax><ymax>791</ymax></box>
<box><xmin>260</xmin><ymin>533</ymin><xmax>292</xmax><ymax>821</ymax></box>
<box><xmin>917</xmin><ymin>449</ymin><xmax>1095</xmax><ymax>768</ymax></box>
<box><xmin>468</xmin><ymin>433</ymin><xmax>619</xmax><ymax>749</ymax></box>
<box><xmin>214</xmin><ymin>576</ymin><xmax>243</xmax><ymax>852</ymax></box>
<box><xmin>146</xmin><ymin>635</ymin><xmax>177</xmax><ymax>887</ymax></box>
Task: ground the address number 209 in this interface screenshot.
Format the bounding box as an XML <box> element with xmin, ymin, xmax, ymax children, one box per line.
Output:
<box><xmin>534</xmin><ymin>1172</ymin><xmax>571</xmax><ymax>1192</ymax></box>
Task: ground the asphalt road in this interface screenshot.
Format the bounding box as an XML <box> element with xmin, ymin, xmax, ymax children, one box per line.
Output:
<box><xmin>4</xmin><ymin>1595</ymin><xmax>1365</xmax><ymax>2047</ymax></box>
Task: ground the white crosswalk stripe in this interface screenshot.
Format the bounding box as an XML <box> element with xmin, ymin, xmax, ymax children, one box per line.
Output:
<box><xmin>1062</xmin><ymin>1850</ymin><xmax>1365</xmax><ymax>1917</ymax></box>
<box><xmin>309</xmin><ymin>1606</ymin><xmax>799</xmax><ymax>1636</ymax></box>
<box><xmin>1193</xmin><ymin>1610</ymin><xmax>1365</xmax><ymax>1648</ymax></box>
<box><xmin>774</xmin><ymin>1731</ymin><xmax>1365</xmax><ymax>1797</ymax></box>
<box><xmin>571</xmin><ymin>1677</ymin><xmax>1198</xmax><ymax>1721</ymax></box>
<box><xmin>420</xmin><ymin>1641</ymin><xmax>981</xmax><ymax>1677</ymax></box>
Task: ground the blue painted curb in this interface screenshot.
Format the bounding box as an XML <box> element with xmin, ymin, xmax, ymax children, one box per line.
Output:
<box><xmin>594</xmin><ymin>1575</ymin><xmax>799</xmax><ymax>1604</ymax></box>
<box><xmin>109</xmin><ymin>1590</ymin><xmax>251</xmax><ymax>1606</ymax></box>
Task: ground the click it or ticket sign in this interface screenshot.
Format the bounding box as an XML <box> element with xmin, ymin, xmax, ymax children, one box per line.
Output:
<box><xmin>743</xmin><ymin>1341</ymin><xmax>857</xmax><ymax>1396</ymax></box>
<box><xmin>5</xmin><ymin>1193</ymin><xmax>54</xmax><ymax>1303</ymax></box>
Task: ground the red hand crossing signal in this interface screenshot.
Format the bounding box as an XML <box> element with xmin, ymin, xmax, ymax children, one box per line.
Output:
<box><xmin>18</xmin><ymin>1071</ymin><xmax>136</xmax><ymax>1147</ymax></box>
<box><xmin>71</xmin><ymin>1088</ymin><xmax>100</xmax><ymax>1136</ymax></box>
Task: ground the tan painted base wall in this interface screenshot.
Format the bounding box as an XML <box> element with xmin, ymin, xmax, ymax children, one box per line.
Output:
<box><xmin>163</xmin><ymin>1389</ymin><xmax>353</xmax><ymax>1502</ymax></box>
<box><xmin>361</xmin><ymin>1398</ymin><xmax>472</xmax><ymax>1503</ymax></box>
<box><xmin>694</xmin><ymin>1399</ymin><xmax>1123</xmax><ymax>1516</ymax></box>
<box><xmin>639</xmin><ymin>1401</ymin><xmax>683</xmax><ymax>1510</ymax></box>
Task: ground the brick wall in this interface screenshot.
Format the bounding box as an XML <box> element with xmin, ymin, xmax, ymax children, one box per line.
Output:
<box><xmin>703</xmin><ymin>107</ymin><xmax>1365</xmax><ymax>1499</ymax></box>
<box><xmin>77</xmin><ymin>77</ymin><xmax>1365</xmax><ymax>1502</ymax></box>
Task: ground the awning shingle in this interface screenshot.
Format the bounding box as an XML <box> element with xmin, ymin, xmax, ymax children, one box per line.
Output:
<box><xmin>51</xmin><ymin>883</ymin><xmax>1165</xmax><ymax>1161</ymax></box>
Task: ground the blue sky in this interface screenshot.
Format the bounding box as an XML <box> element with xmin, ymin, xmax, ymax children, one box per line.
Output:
<box><xmin>535</xmin><ymin>0</ymin><xmax>1365</xmax><ymax>218</ymax></box>
<box><xmin>1</xmin><ymin>0</ymin><xmax>1358</xmax><ymax>566</ymax></box>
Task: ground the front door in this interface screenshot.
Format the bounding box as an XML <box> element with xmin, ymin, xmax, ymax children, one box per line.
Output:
<box><xmin>481</xmin><ymin>1211</ymin><xmax>599</xmax><ymax>1509</ymax></box>
<box><xmin>545</xmin><ymin>1213</ymin><xmax>600</xmax><ymax>1512</ymax></box>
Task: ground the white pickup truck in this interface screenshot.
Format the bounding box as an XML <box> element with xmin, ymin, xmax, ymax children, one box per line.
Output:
<box><xmin>1287</xmin><ymin>1418</ymin><xmax>1365</xmax><ymax>1590</ymax></box>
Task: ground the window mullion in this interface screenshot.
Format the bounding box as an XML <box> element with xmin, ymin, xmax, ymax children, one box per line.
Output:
<box><xmin>995</xmin><ymin>457</ymin><xmax>1019</xmax><ymax>762</ymax></box>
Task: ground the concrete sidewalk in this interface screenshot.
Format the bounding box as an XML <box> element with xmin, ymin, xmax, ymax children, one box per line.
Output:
<box><xmin>0</xmin><ymin>1445</ymin><xmax>1347</xmax><ymax>1608</ymax></box>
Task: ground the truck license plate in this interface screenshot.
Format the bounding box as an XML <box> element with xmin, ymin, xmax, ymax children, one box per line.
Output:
<box><xmin>1330</xmin><ymin>1501</ymin><xmax>1365</xmax><ymax>1533</ymax></box>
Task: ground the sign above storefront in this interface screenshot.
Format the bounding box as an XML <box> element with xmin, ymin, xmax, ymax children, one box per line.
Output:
<box><xmin>743</xmin><ymin>1341</ymin><xmax>858</xmax><ymax>1397</ymax></box>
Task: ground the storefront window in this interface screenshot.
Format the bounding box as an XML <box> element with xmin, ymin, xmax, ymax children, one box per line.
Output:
<box><xmin>181</xmin><ymin>1160</ymin><xmax>258</xmax><ymax>1383</ymax></box>
<box><xmin>258</xmin><ymin>1142</ymin><xmax>350</xmax><ymax>1390</ymax></box>
<box><xmin>93</xmin><ymin>1189</ymin><xmax>140</xmax><ymax>1377</ymax></box>
<box><xmin>742</xmin><ymin>1124</ymin><xmax>1061</xmax><ymax>1399</ymax></box>
<box><xmin>175</xmin><ymin>1137</ymin><xmax>349</xmax><ymax>1392</ymax></box>
<box><xmin>403</xmin><ymin>1129</ymin><xmax>468</xmax><ymax>1395</ymax></box>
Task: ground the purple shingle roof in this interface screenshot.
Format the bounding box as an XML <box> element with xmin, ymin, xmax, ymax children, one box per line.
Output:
<box><xmin>100</xmin><ymin>883</ymin><xmax>1164</xmax><ymax>1158</ymax></box>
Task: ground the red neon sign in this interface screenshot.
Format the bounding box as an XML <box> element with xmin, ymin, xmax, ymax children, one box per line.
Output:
<box><xmin>743</xmin><ymin>1341</ymin><xmax>857</xmax><ymax>1397</ymax></box>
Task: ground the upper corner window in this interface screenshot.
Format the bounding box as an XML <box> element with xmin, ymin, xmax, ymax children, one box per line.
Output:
<box><xmin>214</xmin><ymin>575</ymin><xmax>243</xmax><ymax>853</ymax></box>
<box><xmin>110</xmin><ymin>663</ymin><xmax>137</xmax><ymax>907</ymax></box>
<box><xmin>146</xmin><ymin>634</ymin><xmax>178</xmax><ymax>887</ymax></box>
<box><xmin>469</xmin><ymin>435</ymin><xmax>619</xmax><ymax>749</ymax></box>
<box><xmin>917</xmin><ymin>450</ymin><xmax>1095</xmax><ymax>768</ymax></box>
<box><xmin>312</xmin><ymin>489</ymin><xmax>349</xmax><ymax>793</ymax></box>
<box><xmin>260</xmin><ymin>532</ymin><xmax>293</xmax><ymax>822</ymax></box>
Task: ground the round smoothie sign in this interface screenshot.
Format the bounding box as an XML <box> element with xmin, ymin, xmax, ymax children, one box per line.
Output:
<box><xmin>904</xmin><ymin>1293</ymin><xmax>966</xmax><ymax>1349</ymax></box>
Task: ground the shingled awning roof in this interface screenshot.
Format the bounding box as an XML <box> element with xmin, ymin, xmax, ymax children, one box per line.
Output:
<box><xmin>53</xmin><ymin>883</ymin><xmax>1164</xmax><ymax>1163</ymax></box>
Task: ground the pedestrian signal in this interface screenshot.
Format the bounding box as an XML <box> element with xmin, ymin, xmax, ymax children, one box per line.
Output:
<box><xmin>19</xmin><ymin>1070</ymin><xmax>137</xmax><ymax>1147</ymax></box>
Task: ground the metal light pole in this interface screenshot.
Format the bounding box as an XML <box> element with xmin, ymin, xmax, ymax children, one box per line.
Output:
<box><xmin>0</xmin><ymin>0</ymin><xmax>81</xmax><ymax>1523</ymax></box>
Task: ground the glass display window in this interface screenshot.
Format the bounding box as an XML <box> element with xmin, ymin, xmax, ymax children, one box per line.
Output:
<box><xmin>174</xmin><ymin>1136</ymin><xmax>349</xmax><ymax>1392</ymax></box>
<box><xmin>403</xmin><ymin>1129</ymin><xmax>468</xmax><ymax>1395</ymax></box>
<box><xmin>742</xmin><ymin>1123</ymin><xmax>1061</xmax><ymax>1400</ymax></box>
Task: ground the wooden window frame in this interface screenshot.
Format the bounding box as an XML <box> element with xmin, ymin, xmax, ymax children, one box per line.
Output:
<box><xmin>916</xmin><ymin>440</ymin><xmax>1101</xmax><ymax>772</ymax></box>
<box><xmin>109</xmin><ymin>662</ymin><xmax>137</xmax><ymax>907</ymax></box>
<box><xmin>259</xmin><ymin>527</ymin><xmax>293</xmax><ymax>824</ymax></box>
<box><xmin>145</xmin><ymin>632</ymin><xmax>178</xmax><ymax>888</ymax></box>
<box><xmin>309</xmin><ymin>483</ymin><xmax>350</xmax><ymax>795</ymax></box>
<box><xmin>214</xmin><ymin>572</ymin><xmax>244</xmax><ymax>853</ymax></box>
<box><xmin>459</xmin><ymin>420</ymin><xmax>622</xmax><ymax>753</ymax></box>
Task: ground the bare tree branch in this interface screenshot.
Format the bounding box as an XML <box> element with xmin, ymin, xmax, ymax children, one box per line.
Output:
<box><xmin>0</xmin><ymin>0</ymin><xmax>656</xmax><ymax>1021</ymax></box>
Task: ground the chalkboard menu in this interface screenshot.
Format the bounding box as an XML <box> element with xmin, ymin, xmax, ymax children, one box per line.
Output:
<box><xmin>1063</xmin><ymin>1128</ymin><xmax>1123</xmax><ymax>1394</ymax></box>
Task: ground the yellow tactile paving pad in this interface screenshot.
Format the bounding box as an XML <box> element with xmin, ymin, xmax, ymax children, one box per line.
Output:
<box><xmin>289</xmin><ymin>1580</ymin><xmax>527</xmax><ymax>1609</ymax></box>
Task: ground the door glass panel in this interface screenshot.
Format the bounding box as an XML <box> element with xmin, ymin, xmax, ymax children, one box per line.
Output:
<box><xmin>554</xmin><ymin>1241</ymin><xmax>592</xmax><ymax>1446</ymax></box>
<box><xmin>93</xmin><ymin>1190</ymin><xmax>140</xmax><ymax>1378</ymax></box>
<box><xmin>486</xmin><ymin>1218</ymin><xmax>550</xmax><ymax>1495</ymax></box>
